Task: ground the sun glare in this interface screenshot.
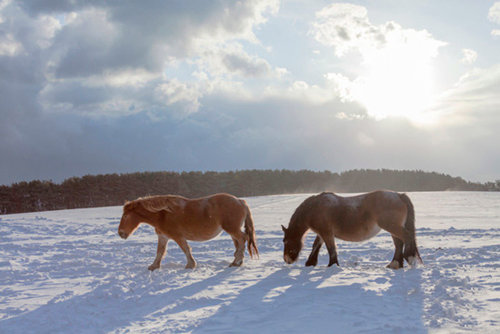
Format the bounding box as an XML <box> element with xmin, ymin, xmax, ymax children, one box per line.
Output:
<box><xmin>353</xmin><ymin>43</ymin><xmax>438</xmax><ymax>124</ymax></box>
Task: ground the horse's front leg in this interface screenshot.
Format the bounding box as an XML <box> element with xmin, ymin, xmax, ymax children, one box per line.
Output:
<box><xmin>175</xmin><ymin>238</ymin><xmax>197</xmax><ymax>269</ymax></box>
<box><xmin>148</xmin><ymin>234</ymin><xmax>169</xmax><ymax>271</ymax></box>
<box><xmin>324</xmin><ymin>235</ymin><xmax>339</xmax><ymax>267</ymax></box>
<box><xmin>305</xmin><ymin>235</ymin><xmax>324</xmax><ymax>267</ymax></box>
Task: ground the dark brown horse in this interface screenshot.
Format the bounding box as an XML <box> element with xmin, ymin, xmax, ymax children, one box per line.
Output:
<box><xmin>118</xmin><ymin>193</ymin><xmax>258</xmax><ymax>270</ymax></box>
<box><xmin>282</xmin><ymin>191</ymin><xmax>422</xmax><ymax>269</ymax></box>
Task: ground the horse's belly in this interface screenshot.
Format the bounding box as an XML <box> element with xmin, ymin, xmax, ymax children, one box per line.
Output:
<box><xmin>336</xmin><ymin>223</ymin><xmax>381</xmax><ymax>242</ymax></box>
<box><xmin>184</xmin><ymin>225</ymin><xmax>223</xmax><ymax>242</ymax></box>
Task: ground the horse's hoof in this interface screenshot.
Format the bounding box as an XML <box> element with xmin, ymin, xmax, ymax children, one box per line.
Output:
<box><xmin>407</xmin><ymin>256</ymin><xmax>418</xmax><ymax>267</ymax></box>
<box><xmin>305</xmin><ymin>260</ymin><xmax>317</xmax><ymax>267</ymax></box>
<box><xmin>185</xmin><ymin>263</ymin><xmax>196</xmax><ymax>269</ymax></box>
<box><xmin>148</xmin><ymin>264</ymin><xmax>159</xmax><ymax>271</ymax></box>
<box><xmin>229</xmin><ymin>260</ymin><xmax>243</xmax><ymax>267</ymax></box>
<box><xmin>386</xmin><ymin>260</ymin><xmax>402</xmax><ymax>269</ymax></box>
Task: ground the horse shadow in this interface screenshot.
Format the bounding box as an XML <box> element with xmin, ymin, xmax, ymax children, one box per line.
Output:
<box><xmin>0</xmin><ymin>264</ymin><xmax>237</xmax><ymax>333</ymax></box>
<box><xmin>189</xmin><ymin>264</ymin><xmax>427</xmax><ymax>333</ymax></box>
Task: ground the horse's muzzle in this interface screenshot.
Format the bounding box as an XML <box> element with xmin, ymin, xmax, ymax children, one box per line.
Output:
<box><xmin>118</xmin><ymin>230</ymin><xmax>128</xmax><ymax>239</ymax></box>
<box><xmin>284</xmin><ymin>254</ymin><xmax>293</xmax><ymax>264</ymax></box>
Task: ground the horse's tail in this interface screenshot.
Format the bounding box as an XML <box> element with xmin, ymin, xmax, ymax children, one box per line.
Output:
<box><xmin>243</xmin><ymin>202</ymin><xmax>259</xmax><ymax>259</ymax></box>
<box><xmin>399</xmin><ymin>193</ymin><xmax>423</xmax><ymax>266</ymax></box>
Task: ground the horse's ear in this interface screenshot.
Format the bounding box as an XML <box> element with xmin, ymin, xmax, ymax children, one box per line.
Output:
<box><xmin>123</xmin><ymin>201</ymin><xmax>135</xmax><ymax>211</ymax></box>
<box><xmin>281</xmin><ymin>225</ymin><xmax>287</xmax><ymax>233</ymax></box>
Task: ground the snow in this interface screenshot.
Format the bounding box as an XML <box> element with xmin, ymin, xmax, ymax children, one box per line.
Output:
<box><xmin>0</xmin><ymin>192</ymin><xmax>499</xmax><ymax>333</ymax></box>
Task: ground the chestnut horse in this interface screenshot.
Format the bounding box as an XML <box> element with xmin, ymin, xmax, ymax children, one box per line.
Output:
<box><xmin>118</xmin><ymin>193</ymin><xmax>258</xmax><ymax>270</ymax></box>
<box><xmin>282</xmin><ymin>191</ymin><xmax>422</xmax><ymax>269</ymax></box>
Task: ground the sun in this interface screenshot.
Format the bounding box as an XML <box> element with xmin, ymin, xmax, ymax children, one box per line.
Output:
<box><xmin>353</xmin><ymin>42</ymin><xmax>438</xmax><ymax>124</ymax></box>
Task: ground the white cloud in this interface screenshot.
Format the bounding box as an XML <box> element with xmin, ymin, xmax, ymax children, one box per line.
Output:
<box><xmin>311</xmin><ymin>3</ymin><xmax>374</xmax><ymax>58</ymax></box>
<box><xmin>488</xmin><ymin>2</ymin><xmax>500</xmax><ymax>24</ymax></box>
<box><xmin>85</xmin><ymin>69</ymin><xmax>161</xmax><ymax>88</ymax></box>
<box><xmin>433</xmin><ymin>64</ymin><xmax>500</xmax><ymax>124</ymax></box>
<box><xmin>310</xmin><ymin>3</ymin><xmax>446</xmax><ymax>122</ymax></box>
<box><xmin>489</xmin><ymin>2</ymin><xmax>500</xmax><ymax>36</ymax></box>
<box><xmin>461</xmin><ymin>48</ymin><xmax>478</xmax><ymax>64</ymax></box>
<box><xmin>0</xmin><ymin>2</ymin><xmax>60</xmax><ymax>56</ymax></box>
<box><xmin>311</xmin><ymin>3</ymin><xmax>445</xmax><ymax>63</ymax></box>
<box><xmin>324</xmin><ymin>72</ymin><xmax>356</xmax><ymax>103</ymax></box>
<box><xmin>0</xmin><ymin>33</ymin><xmax>22</xmax><ymax>56</ymax></box>
<box><xmin>194</xmin><ymin>42</ymin><xmax>279</xmax><ymax>79</ymax></box>
<box><xmin>155</xmin><ymin>79</ymin><xmax>202</xmax><ymax>115</ymax></box>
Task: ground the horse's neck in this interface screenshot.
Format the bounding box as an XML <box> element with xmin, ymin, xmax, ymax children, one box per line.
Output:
<box><xmin>289</xmin><ymin>218</ymin><xmax>309</xmax><ymax>240</ymax></box>
<box><xmin>134</xmin><ymin>207</ymin><xmax>159</xmax><ymax>227</ymax></box>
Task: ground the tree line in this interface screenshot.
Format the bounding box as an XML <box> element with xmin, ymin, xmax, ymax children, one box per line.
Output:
<box><xmin>1</xmin><ymin>169</ymin><xmax>498</xmax><ymax>214</ymax></box>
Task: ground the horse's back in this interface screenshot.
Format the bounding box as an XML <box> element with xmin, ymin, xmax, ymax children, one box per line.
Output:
<box><xmin>362</xmin><ymin>190</ymin><xmax>408</xmax><ymax>216</ymax></box>
<box><xmin>360</xmin><ymin>190</ymin><xmax>409</xmax><ymax>239</ymax></box>
<box><xmin>310</xmin><ymin>190</ymin><xmax>408</xmax><ymax>241</ymax></box>
<box><xmin>175</xmin><ymin>193</ymin><xmax>247</xmax><ymax>241</ymax></box>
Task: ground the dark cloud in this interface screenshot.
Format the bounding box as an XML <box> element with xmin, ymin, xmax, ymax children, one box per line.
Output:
<box><xmin>0</xmin><ymin>0</ymin><xmax>279</xmax><ymax>118</ymax></box>
<box><xmin>222</xmin><ymin>53</ymin><xmax>272</xmax><ymax>77</ymax></box>
<box><xmin>1</xmin><ymin>88</ymin><xmax>499</xmax><ymax>185</ymax></box>
<box><xmin>20</xmin><ymin>0</ymin><xmax>277</xmax><ymax>79</ymax></box>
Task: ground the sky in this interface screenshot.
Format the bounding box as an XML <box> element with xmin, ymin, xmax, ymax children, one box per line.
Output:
<box><xmin>1</xmin><ymin>0</ymin><xmax>500</xmax><ymax>186</ymax></box>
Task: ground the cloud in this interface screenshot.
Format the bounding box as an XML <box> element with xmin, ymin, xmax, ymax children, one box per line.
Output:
<box><xmin>435</xmin><ymin>64</ymin><xmax>500</xmax><ymax>123</ymax></box>
<box><xmin>45</xmin><ymin>0</ymin><xmax>279</xmax><ymax>77</ymax></box>
<box><xmin>324</xmin><ymin>72</ymin><xmax>356</xmax><ymax>103</ymax></box>
<box><xmin>489</xmin><ymin>2</ymin><xmax>500</xmax><ymax>36</ymax></box>
<box><xmin>154</xmin><ymin>79</ymin><xmax>202</xmax><ymax>115</ymax></box>
<box><xmin>0</xmin><ymin>33</ymin><xmax>22</xmax><ymax>56</ymax></box>
<box><xmin>1</xmin><ymin>0</ymin><xmax>500</xmax><ymax>186</ymax></box>
<box><xmin>488</xmin><ymin>2</ymin><xmax>500</xmax><ymax>24</ymax></box>
<box><xmin>311</xmin><ymin>4</ymin><xmax>375</xmax><ymax>57</ymax></box>
<box><xmin>460</xmin><ymin>48</ymin><xmax>478</xmax><ymax>64</ymax></box>
<box><xmin>1</xmin><ymin>0</ymin><xmax>280</xmax><ymax>119</ymax></box>
<box><xmin>193</xmin><ymin>42</ymin><xmax>280</xmax><ymax>80</ymax></box>
<box><xmin>310</xmin><ymin>3</ymin><xmax>446</xmax><ymax>121</ymax></box>
<box><xmin>311</xmin><ymin>3</ymin><xmax>445</xmax><ymax>60</ymax></box>
<box><xmin>222</xmin><ymin>52</ymin><xmax>273</xmax><ymax>78</ymax></box>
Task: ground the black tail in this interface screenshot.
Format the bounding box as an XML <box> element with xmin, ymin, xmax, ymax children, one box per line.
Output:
<box><xmin>243</xmin><ymin>203</ymin><xmax>259</xmax><ymax>259</ymax></box>
<box><xmin>399</xmin><ymin>193</ymin><xmax>423</xmax><ymax>265</ymax></box>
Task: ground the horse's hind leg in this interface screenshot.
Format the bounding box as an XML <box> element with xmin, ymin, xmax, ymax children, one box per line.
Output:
<box><xmin>148</xmin><ymin>233</ymin><xmax>169</xmax><ymax>271</ymax></box>
<box><xmin>305</xmin><ymin>235</ymin><xmax>324</xmax><ymax>267</ymax></box>
<box><xmin>324</xmin><ymin>236</ymin><xmax>339</xmax><ymax>267</ymax></box>
<box><xmin>175</xmin><ymin>238</ymin><xmax>197</xmax><ymax>269</ymax></box>
<box><xmin>386</xmin><ymin>236</ymin><xmax>404</xmax><ymax>269</ymax></box>
<box><xmin>229</xmin><ymin>231</ymin><xmax>247</xmax><ymax>267</ymax></box>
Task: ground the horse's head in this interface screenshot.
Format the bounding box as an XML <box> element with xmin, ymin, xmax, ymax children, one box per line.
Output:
<box><xmin>117</xmin><ymin>202</ymin><xmax>142</xmax><ymax>239</ymax></box>
<box><xmin>281</xmin><ymin>224</ymin><xmax>302</xmax><ymax>264</ymax></box>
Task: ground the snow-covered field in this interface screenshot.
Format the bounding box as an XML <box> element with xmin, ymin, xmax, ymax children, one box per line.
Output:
<box><xmin>0</xmin><ymin>192</ymin><xmax>499</xmax><ymax>333</ymax></box>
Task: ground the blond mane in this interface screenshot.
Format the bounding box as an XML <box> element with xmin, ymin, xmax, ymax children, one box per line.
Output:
<box><xmin>124</xmin><ymin>195</ymin><xmax>183</xmax><ymax>213</ymax></box>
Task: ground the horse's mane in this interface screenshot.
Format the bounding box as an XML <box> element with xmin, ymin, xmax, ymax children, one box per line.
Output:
<box><xmin>289</xmin><ymin>194</ymin><xmax>318</xmax><ymax>228</ymax></box>
<box><xmin>289</xmin><ymin>192</ymin><xmax>335</xmax><ymax>232</ymax></box>
<box><xmin>124</xmin><ymin>195</ymin><xmax>182</xmax><ymax>213</ymax></box>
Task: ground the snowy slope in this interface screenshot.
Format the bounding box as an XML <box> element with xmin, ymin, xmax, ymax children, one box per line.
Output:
<box><xmin>0</xmin><ymin>192</ymin><xmax>499</xmax><ymax>333</ymax></box>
